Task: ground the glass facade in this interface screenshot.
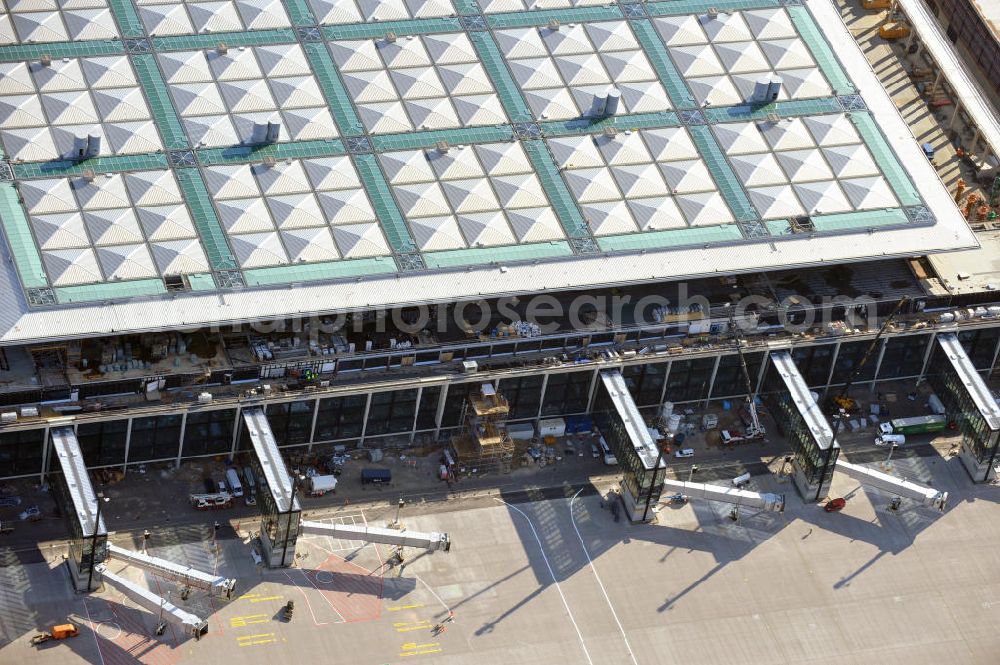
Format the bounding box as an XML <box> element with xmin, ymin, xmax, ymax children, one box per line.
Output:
<box><xmin>129</xmin><ymin>414</ymin><xmax>183</xmax><ymax>462</ymax></box>
<box><xmin>365</xmin><ymin>389</ymin><xmax>417</xmax><ymax>436</ymax></box>
<box><xmin>934</xmin><ymin>0</ymin><xmax>1000</xmax><ymax>99</ymax></box>
<box><xmin>441</xmin><ymin>382</ymin><xmax>476</xmax><ymax>428</ymax></box>
<box><xmin>878</xmin><ymin>335</ymin><xmax>930</xmax><ymax>380</ymax></box>
<box><xmin>926</xmin><ymin>347</ymin><xmax>999</xmax><ymax>465</ymax></box>
<box><xmin>76</xmin><ymin>420</ymin><xmax>128</xmax><ymax>467</ymax></box>
<box><xmin>792</xmin><ymin>345</ymin><xmax>835</xmax><ymax>387</ymax></box>
<box><xmin>314</xmin><ymin>394</ymin><xmax>367</xmax><ymax>441</ymax></box>
<box><xmin>248</xmin><ymin>449</ymin><xmax>299</xmax><ymax>567</ymax></box>
<box><xmin>664</xmin><ymin>357</ymin><xmax>715</xmax><ymax>403</ymax></box>
<box><xmin>958</xmin><ymin>328</ymin><xmax>1000</xmax><ymax>371</ymax></box>
<box><xmin>0</xmin><ymin>429</ymin><xmax>44</xmax><ymax>477</ymax></box>
<box><xmin>622</xmin><ymin>362</ymin><xmax>668</xmax><ymax>407</ymax></box>
<box><xmin>183</xmin><ymin>408</ymin><xmax>236</xmax><ymax>457</ymax></box>
<box><xmin>266</xmin><ymin>401</ymin><xmax>315</xmax><ymax>446</ymax></box>
<box><xmin>710</xmin><ymin>352</ymin><xmax>764</xmax><ymax>399</ymax></box>
<box><xmin>541</xmin><ymin>370</ymin><xmax>592</xmax><ymax>416</ymax></box>
<box><xmin>762</xmin><ymin>358</ymin><xmax>838</xmax><ymax>497</ymax></box>
<box><xmin>498</xmin><ymin>375</ymin><xmax>544</xmax><ymax>419</ymax></box>
<box><xmin>829</xmin><ymin>339</ymin><xmax>878</xmax><ymax>384</ymax></box>
<box><xmin>415</xmin><ymin>386</ymin><xmax>442</xmax><ymax>431</ymax></box>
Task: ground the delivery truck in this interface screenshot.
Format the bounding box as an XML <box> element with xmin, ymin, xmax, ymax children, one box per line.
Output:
<box><xmin>306</xmin><ymin>474</ymin><xmax>337</xmax><ymax>497</ymax></box>
<box><xmin>879</xmin><ymin>414</ymin><xmax>948</xmax><ymax>436</ymax></box>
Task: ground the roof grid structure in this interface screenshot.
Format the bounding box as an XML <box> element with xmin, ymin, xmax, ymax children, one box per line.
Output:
<box><xmin>380</xmin><ymin>141</ymin><xmax>564</xmax><ymax>249</ymax></box>
<box><xmin>0</xmin><ymin>0</ymin><xmax>978</xmax><ymax>326</ymax></box>
<box><xmin>548</xmin><ymin>127</ymin><xmax>734</xmax><ymax>234</ymax></box>
<box><xmin>0</xmin><ymin>56</ymin><xmax>162</xmax><ymax>162</ymax></box>
<box><xmin>654</xmin><ymin>8</ymin><xmax>832</xmax><ymax>107</ymax></box>
<box><xmin>495</xmin><ymin>20</ymin><xmax>672</xmax><ymax>121</ymax></box>
<box><xmin>138</xmin><ymin>0</ymin><xmax>292</xmax><ymax>36</ymax></box>
<box><xmin>0</xmin><ymin>0</ymin><xmax>119</xmax><ymax>45</ymax></box>
<box><xmin>202</xmin><ymin>155</ymin><xmax>392</xmax><ymax>265</ymax></box>
<box><xmin>20</xmin><ymin>169</ymin><xmax>210</xmax><ymax>285</ymax></box>
<box><xmin>158</xmin><ymin>43</ymin><xmax>339</xmax><ymax>147</ymax></box>
<box><xmin>329</xmin><ymin>33</ymin><xmax>507</xmax><ymax>133</ymax></box>
<box><xmin>713</xmin><ymin>113</ymin><xmax>898</xmax><ymax>219</ymax></box>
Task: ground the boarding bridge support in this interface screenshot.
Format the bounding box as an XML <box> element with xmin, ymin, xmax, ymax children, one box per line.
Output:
<box><xmin>49</xmin><ymin>426</ymin><xmax>106</xmax><ymax>592</ymax></box>
<box><xmin>241</xmin><ymin>406</ymin><xmax>300</xmax><ymax>567</ymax></box>
<box><xmin>661</xmin><ymin>479</ymin><xmax>785</xmax><ymax>512</ymax></box>
<box><xmin>300</xmin><ymin>521</ymin><xmax>451</xmax><ymax>551</ymax></box>
<box><xmin>592</xmin><ymin>370</ymin><xmax>667</xmax><ymax>522</ymax></box>
<box><xmin>97</xmin><ymin>565</ymin><xmax>209</xmax><ymax>639</ymax></box>
<box><xmin>834</xmin><ymin>458</ymin><xmax>947</xmax><ymax>510</ymax></box>
<box><xmin>107</xmin><ymin>544</ymin><xmax>236</xmax><ymax>598</ymax></box>
<box><xmin>762</xmin><ymin>353</ymin><xmax>840</xmax><ymax>501</ymax></box>
<box><xmin>926</xmin><ymin>334</ymin><xmax>1000</xmax><ymax>482</ymax></box>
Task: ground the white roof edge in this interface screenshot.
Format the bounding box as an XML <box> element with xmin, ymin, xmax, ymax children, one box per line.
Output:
<box><xmin>0</xmin><ymin>228</ymin><xmax>977</xmax><ymax>346</ymax></box>
<box><xmin>894</xmin><ymin>0</ymin><xmax>1000</xmax><ymax>160</ymax></box>
<box><xmin>770</xmin><ymin>350</ymin><xmax>838</xmax><ymax>450</ymax></box>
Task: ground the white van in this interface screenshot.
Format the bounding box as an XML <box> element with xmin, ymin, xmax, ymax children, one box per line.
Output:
<box><xmin>226</xmin><ymin>468</ymin><xmax>244</xmax><ymax>498</ymax></box>
<box><xmin>875</xmin><ymin>434</ymin><xmax>906</xmax><ymax>447</ymax></box>
<box><xmin>598</xmin><ymin>436</ymin><xmax>617</xmax><ymax>466</ymax></box>
<box><xmin>242</xmin><ymin>466</ymin><xmax>256</xmax><ymax>492</ymax></box>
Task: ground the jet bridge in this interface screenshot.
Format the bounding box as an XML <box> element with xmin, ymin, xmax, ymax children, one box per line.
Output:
<box><xmin>300</xmin><ymin>521</ymin><xmax>451</xmax><ymax>552</ymax></box>
<box><xmin>661</xmin><ymin>479</ymin><xmax>785</xmax><ymax>512</ymax></box>
<box><xmin>834</xmin><ymin>458</ymin><xmax>948</xmax><ymax>510</ymax></box>
<box><xmin>107</xmin><ymin>544</ymin><xmax>236</xmax><ymax>598</ymax></box>
<box><xmin>97</xmin><ymin>565</ymin><xmax>209</xmax><ymax>639</ymax></box>
<box><xmin>241</xmin><ymin>406</ymin><xmax>300</xmax><ymax>567</ymax></box>
<box><xmin>49</xmin><ymin>426</ymin><xmax>107</xmax><ymax>592</ymax></box>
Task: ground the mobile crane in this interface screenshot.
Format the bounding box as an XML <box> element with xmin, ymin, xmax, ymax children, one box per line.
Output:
<box><xmin>719</xmin><ymin>305</ymin><xmax>765</xmax><ymax>446</ymax></box>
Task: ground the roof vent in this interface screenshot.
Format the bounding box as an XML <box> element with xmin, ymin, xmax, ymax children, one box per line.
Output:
<box><xmin>216</xmin><ymin>42</ymin><xmax>228</xmax><ymax>55</ymax></box>
<box><xmin>82</xmin><ymin>168</ymin><xmax>96</xmax><ymax>182</ymax></box>
<box><xmin>602</xmin><ymin>126</ymin><xmax>617</xmax><ymax>139</ymax></box>
<box><xmin>385</xmin><ymin>31</ymin><xmax>397</xmax><ymax>43</ymax></box>
<box><xmin>766</xmin><ymin>112</ymin><xmax>780</xmax><ymax>123</ymax></box>
<box><xmin>262</xmin><ymin>155</ymin><xmax>276</xmax><ymax>167</ymax></box>
<box><xmin>547</xmin><ymin>19</ymin><xmax>560</xmax><ymax>31</ymax></box>
<box><xmin>40</xmin><ymin>54</ymin><xmax>52</xmax><ymax>67</ymax></box>
<box><xmin>707</xmin><ymin>7</ymin><xmax>719</xmax><ymax>18</ymax></box>
<box><xmin>435</xmin><ymin>140</ymin><xmax>450</xmax><ymax>154</ymax></box>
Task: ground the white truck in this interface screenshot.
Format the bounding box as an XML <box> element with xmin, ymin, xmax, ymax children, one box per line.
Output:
<box><xmin>307</xmin><ymin>475</ymin><xmax>338</xmax><ymax>497</ymax></box>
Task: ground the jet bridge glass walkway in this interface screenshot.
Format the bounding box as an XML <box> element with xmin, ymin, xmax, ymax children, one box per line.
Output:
<box><xmin>48</xmin><ymin>425</ymin><xmax>106</xmax><ymax>592</ymax></box>
<box><xmin>762</xmin><ymin>352</ymin><xmax>840</xmax><ymax>501</ymax></box>
<box><xmin>594</xmin><ymin>370</ymin><xmax>666</xmax><ymax>522</ymax></box>
<box><xmin>239</xmin><ymin>406</ymin><xmax>300</xmax><ymax>567</ymax></box>
<box><xmin>926</xmin><ymin>333</ymin><xmax>1000</xmax><ymax>482</ymax></box>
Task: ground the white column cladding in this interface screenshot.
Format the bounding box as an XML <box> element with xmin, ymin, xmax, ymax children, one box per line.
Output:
<box><xmin>307</xmin><ymin>397</ymin><xmax>321</xmax><ymax>452</ymax></box>
<box><xmin>410</xmin><ymin>386</ymin><xmax>423</xmax><ymax>444</ymax></box>
<box><xmin>122</xmin><ymin>416</ymin><xmax>133</xmax><ymax>470</ymax></box>
<box><xmin>358</xmin><ymin>392</ymin><xmax>372</xmax><ymax>445</ymax></box>
<box><xmin>175</xmin><ymin>411</ymin><xmax>188</xmax><ymax>468</ymax></box>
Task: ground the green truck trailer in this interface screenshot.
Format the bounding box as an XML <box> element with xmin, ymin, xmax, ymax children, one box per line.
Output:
<box><xmin>879</xmin><ymin>414</ymin><xmax>949</xmax><ymax>436</ymax></box>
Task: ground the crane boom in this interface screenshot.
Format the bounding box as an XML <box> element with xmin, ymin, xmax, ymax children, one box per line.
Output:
<box><xmin>728</xmin><ymin>307</ymin><xmax>764</xmax><ymax>438</ymax></box>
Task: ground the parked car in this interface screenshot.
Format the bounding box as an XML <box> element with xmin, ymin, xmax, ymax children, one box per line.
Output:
<box><xmin>674</xmin><ymin>448</ymin><xmax>695</xmax><ymax>458</ymax></box>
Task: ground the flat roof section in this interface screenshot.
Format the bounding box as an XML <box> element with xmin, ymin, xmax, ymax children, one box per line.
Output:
<box><xmin>241</xmin><ymin>406</ymin><xmax>299</xmax><ymax>514</ymax></box>
<box><xmin>0</xmin><ymin>0</ymin><xmax>980</xmax><ymax>344</ymax></box>
<box><xmin>599</xmin><ymin>369</ymin><xmax>663</xmax><ymax>470</ymax></box>
<box><xmin>50</xmin><ymin>425</ymin><xmax>106</xmax><ymax>537</ymax></box>
<box><xmin>769</xmin><ymin>350</ymin><xmax>838</xmax><ymax>451</ymax></box>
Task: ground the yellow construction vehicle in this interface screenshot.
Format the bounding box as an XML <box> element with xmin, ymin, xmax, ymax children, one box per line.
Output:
<box><xmin>30</xmin><ymin>624</ymin><xmax>79</xmax><ymax>646</ymax></box>
<box><xmin>832</xmin><ymin>395</ymin><xmax>857</xmax><ymax>413</ymax></box>
<box><xmin>862</xmin><ymin>0</ymin><xmax>891</xmax><ymax>9</ymax></box>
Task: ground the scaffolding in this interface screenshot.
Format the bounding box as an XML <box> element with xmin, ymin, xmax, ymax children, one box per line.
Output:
<box><xmin>450</xmin><ymin>383</ymin><xmax>518</xmax><ymax>476</ymax></box>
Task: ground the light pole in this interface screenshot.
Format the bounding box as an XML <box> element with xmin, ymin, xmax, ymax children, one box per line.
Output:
<box><xmin>87</xmin><ymin>493</ymin><xmax>110</xmax><ymax>592</ymax></box>
<box><xmin>392</xmin><ymin>495</ymin><xmax>405</xmax><ymax>527</ymax></box>
<box><xmin>687</xmin><ymin>464</ymin><xmax>699</xmax><ymax>484</ymax></box>
<box><xmin>281</xmin><ymin>474</ymin><xmax>304</xmax><ymax>567</ymax></box>
<box><xmin>883</xmin><ymin>442</ymin><xmax>898</xmax><ymax>470</ymax></box>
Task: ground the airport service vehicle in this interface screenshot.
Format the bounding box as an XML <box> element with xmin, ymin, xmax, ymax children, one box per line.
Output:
<box><xmin>879</xmin><ymin>415</ymin><xmax>948</xmax><ymax>436</ymax></box>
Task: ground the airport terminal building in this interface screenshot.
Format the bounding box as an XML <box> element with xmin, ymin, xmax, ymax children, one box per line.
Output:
<box><xmin>1</xmin><ymin>0</ymin><xmax>1000</xmax><ymax>492</ymax></box>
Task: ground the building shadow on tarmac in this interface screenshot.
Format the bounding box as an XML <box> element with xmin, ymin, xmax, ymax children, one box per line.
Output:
<box><xmin>485</xmin><ymin>450</ymin><xmax>968</xmax><ymax>628</ymax></box>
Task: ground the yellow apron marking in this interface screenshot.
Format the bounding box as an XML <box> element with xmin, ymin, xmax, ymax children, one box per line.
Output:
<box><xmin>230</xmin><ymin>614</ymin><xmax>268</xmax><ymax>628</ymax></box>
<box><xmin>395</xmin><ymin>621</ymin><xmax>432</xmax><ymax>633</ymax></box>
<box><xmin>400</xmin><ymin>648</ymin><xmax>443</xmax><ymax>657</ymax></box>
<box><xmin>388</xmin><ymin>604</ymin><xmax>425</xmax><ymax>612</ymax></box>
<box><xmin>247</xmin><ymin>595</ymin><xmax>282</xmax><ymax>603</ymax></box>
<box><xmin>237</xmin><ymin>632</ymin><xmax>276</xmax><ymax>647</ymax></box>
